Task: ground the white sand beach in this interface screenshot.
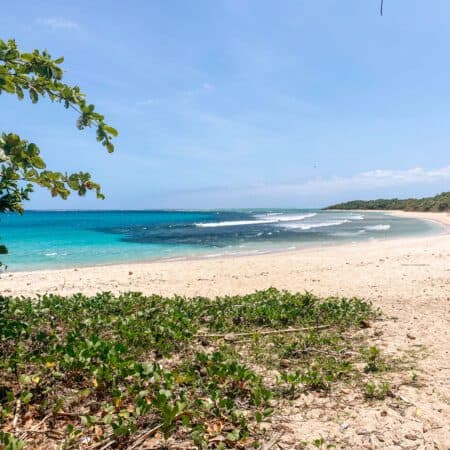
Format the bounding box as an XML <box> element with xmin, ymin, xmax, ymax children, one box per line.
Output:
<box><xmin>1</xmin><ymin>210</ymin><xmax>450</xmax><ymax>448</ymax></box>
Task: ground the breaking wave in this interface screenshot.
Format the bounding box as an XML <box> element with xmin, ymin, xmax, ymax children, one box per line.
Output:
<box><xmin>279</xmin><ymin>220</ymin><xmax>350</xmax><ymax>230</ymax></box>
<box><xmin>195</xmin><ymin>213</ymin><xmax>317</xmax><ymax>228</ymax></box>
<box><xmin>347</xmin><ymin>214</ymin><xmax>364</xmax><ymax>220</ymax></box>
<box><xmin>364</xmin><ymin>224</ymin><xmax>391</xmax><ymax>231</ymax></box>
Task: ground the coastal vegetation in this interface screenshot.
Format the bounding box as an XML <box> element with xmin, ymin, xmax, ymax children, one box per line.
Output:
<box><xmin>0</xmin><ymin>288</ymin><xmax>398</xmax><ymax>449</ymax></box>
<box><xmin>325</xmin><ymin>191</ymin><xmax>450</xmax><ymax>212</ymax></box>
<box><xmin>0</xmin><ymin>38</ymin><xmax>117</xmax><ymax>262</ymax></box>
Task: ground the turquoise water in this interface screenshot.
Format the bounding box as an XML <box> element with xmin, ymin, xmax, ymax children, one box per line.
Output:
<box><xmin>0</xmin><ymin>209</ymin><xmax>442</xmax><ymax>271</ymax></box>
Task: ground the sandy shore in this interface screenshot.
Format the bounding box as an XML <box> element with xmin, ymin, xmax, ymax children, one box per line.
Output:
<box><xmin>1</xmin><ymin>211</ymin><xmax>450</xmax><ymax>448</ymax></box>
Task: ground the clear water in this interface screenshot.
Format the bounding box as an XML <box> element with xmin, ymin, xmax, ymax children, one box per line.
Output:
<box><xmin>0</xmin><ymin>209</ymin><xmax>442</xmax><ymax>272</ymax></box>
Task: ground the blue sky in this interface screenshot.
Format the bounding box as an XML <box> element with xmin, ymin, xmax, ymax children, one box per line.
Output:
<box><xmin>2</xmin><ymin>0</ymin><xmax>450</xmax><ymax>209</ymax></box>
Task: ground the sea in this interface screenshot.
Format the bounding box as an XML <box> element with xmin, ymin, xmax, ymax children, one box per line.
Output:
<box><xmin>0</xmin><ymin>209</ymin><xmax>443</xmax><ymax>272</ymax></box>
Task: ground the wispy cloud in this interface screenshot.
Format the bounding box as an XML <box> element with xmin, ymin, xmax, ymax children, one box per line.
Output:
<box><xmin>135</xmin><ymin>83</ymin><xmax>213</xmax><ymax>108</ymax></box>
<box><xmin>202</xmin><ymin>83</ymin><xmax>214</xmax><ymax>91</ymax></box>
<box><xmin>169</xmin><ymin>165</ymin><xmax>450</xmax><ymax>198</ymax></box>
<box><xmin>36</xmin><ymin>17</ymin><xmax>80</xmax><ymax>31</ymax></box>
<box><xmin>247</xmin><ymin>165</ymin><xmax>450</xmax><ymax>197</ymax></box>
<box><xmin>136</xmin><ymin>98</ymin><xmax>157</xmax><ymax>106</ymax></box>
<box><xmin>155</xmin><ymin>165</ymin><xmax>450</xmax><ymax>208</ymax></box>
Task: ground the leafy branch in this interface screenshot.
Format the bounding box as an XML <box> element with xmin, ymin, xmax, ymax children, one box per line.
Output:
<box><xmin>0</xmin><ymin>38</ymin><xmax>118</xmax><ymax>262</ymax></box>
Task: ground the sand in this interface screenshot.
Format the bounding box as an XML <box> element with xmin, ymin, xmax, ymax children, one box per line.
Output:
<box><xmin>1</xmin><ymin>210</ymin><xmax>450</xmax><ymax>449</ymax></box>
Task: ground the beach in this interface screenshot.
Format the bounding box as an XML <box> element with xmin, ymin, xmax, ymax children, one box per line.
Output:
<box><xmin>2</xmin><ymin>211</ymin><xmax>449</xmax><ymax>299</ymax></box>
<box><xmin>1</xmin><ymin>210</ymin><xmax>450</xmax><ymax>447</ymax></box>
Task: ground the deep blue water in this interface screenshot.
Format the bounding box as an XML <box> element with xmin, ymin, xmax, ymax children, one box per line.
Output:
<box><xmin>0</xmin><ymin>209</ymin><xmax>442</xmax><ymax>271</ymax></box>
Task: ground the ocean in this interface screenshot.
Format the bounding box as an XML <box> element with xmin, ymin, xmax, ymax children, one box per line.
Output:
<box><xmin>0</xmin><ymin>209</ymin><xmax>442</xmax><ymax>271</ymax></box>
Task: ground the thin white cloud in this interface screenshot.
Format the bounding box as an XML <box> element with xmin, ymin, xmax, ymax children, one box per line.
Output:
<box><xmin>161</xmin><ymin>165</ymin><xmax>450</xmax><ymax>208</ymax></box>
<box><xmin>136</xmin><ymin>83</ymin><xmax>214</xmax><ymax>108</ymax></box>
<box><xmin>174</xmin><ymin>165</ymin><xmax>450</xmax><ymax>199</ymax></box>
<box><xmin>181</xmin><ymin>83</ymin><xmax>215</xmax><ymax>101</ymax></box>
<box><xmin>202</xmin><ymin>83</ymin><xmax>214</xmax><ymax>91</ymax></box>
<box><xmin>36</xmin><ymin>17</ymin><xmax>80</xmax><ymax>31</ymax></box>
<box><xmin>249</xmin><ymin>165</ymin><xmax>450</xmax><ymax>196</ymax></box>
<box><xmin>136</xmin><ymin>98</ymin><xmax>156</xmax><ymax>106</ymax></box>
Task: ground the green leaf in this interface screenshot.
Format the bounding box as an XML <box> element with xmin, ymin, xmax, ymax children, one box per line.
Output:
<box><xmin>20</xmin><ymin>391</ymin><xmax>33</xmax><ymax>404</ymax></box>
<box><xmin>15</xmin><ymin>85</ymin><xmax>24</xmax><ymax>100</ymax></box>
<box><xmin>226</xmin><ymin>429</ymin><xmax>240</xmax><ymax>442</ymax></box>
<box><xmin>103</xmin><ymin>125</ymin><xmax>118</xmax><ymax>137</ymax></box>
<box><xmin>32</xmin><ymin>156</ymin><xmax>46</xmax><ymax>169</ymax></box>
<box><xmin>29</xmin><ymin>89</ymin><xmax>38</xmax><ymax>103</ymax></box>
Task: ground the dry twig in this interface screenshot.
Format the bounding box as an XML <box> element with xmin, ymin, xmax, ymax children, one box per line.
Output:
<box><xmin>195</xmin><ymin>324</ymin><xmax>332</xmax><ymax>340</ymax></box>
<box><xmin>262</xmin><ymin>432</ymin><xmax>284</xmax><ymax>450</ymax></box>
<box><xmin>98</xmin><ymin>440</ymin><xmax>116</xmax><ymax>450</ymax></box>
<box><xmin>87</xmin><ymin>436</ymin><xmax>115</xmax><ymax>450</ymax></box>
<box><xmin>12</xmin><ymin>399</ymin><xmax>21</xmax><ymax>429</ymax></box>
<box><xmin>127</xmin><ymin>423</ymin><xmax>164</xmax><ymax>450</ymax></box>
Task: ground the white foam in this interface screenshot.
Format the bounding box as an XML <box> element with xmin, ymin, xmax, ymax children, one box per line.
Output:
<box><xmin>195</xmin><ymin>219</ymin><xmax>273</xmax><ymax>227</ymax></box>
<box><xmin>44</xmin><ymin>252</ymin><xmax>57</xmax><ymax>257</ymax></box>
<box><xmin>195</xmin><ymin>212</ymin><xmax>317</xmax><ymax>228</ymax></box>
<box><xmin>364</xmin><ymin>224</ymin><xmax>391</xmax><ymax>231</ymax></box>
<box><xmin>332</xmin><ymin>230</ymin><xmax>366</xmax><ymax>237</ymax></box>
<box><xmin>279</xmin><ymin>220</ymin><xmax>350</xmax><ymax>230</ymax></box>
<box><xmin>256</xmin><ymin>213</ymin><xmax>317</xmax><ymax>222</ymax></box>
<box><xmin>334</xmin><ymin>214</ymin><xmax>364</xmax><ymax>221</ymax></box>
<box><xmin>347</xmin><ymin>214</ymin><xmax>364</xmax><ymax>220</ymax></box>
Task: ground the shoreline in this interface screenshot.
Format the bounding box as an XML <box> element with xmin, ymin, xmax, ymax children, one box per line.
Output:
<box><xmin>386</xmin><ymin>209</ymin><xmax>450</xmax><ymax>229</ymax></box>
<box><xmin>1</xmin><ymin>210</ymin><xmax>449</xmax><ymax>298</ymax></box>
<box><xmin>2</xmin><ymin>210</ymin><xmax>450</xmax><ymax>446</ymax></box>
<box><xmin>2</xmin><ymin>210</ymin><xmax>450</xmax><ymax>277</ymax></box>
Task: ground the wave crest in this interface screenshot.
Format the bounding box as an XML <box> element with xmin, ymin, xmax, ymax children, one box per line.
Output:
<box><xmin>195</xmin><ymin>212</ymin><xmax>317</xmax><ymax>228</ymax></box>
<box><xmin>279</xmin><ymin>220</ymin><xmax>350</xmax><ymax>230</ymax></box>
<box><xmin>364</xmin><ymin>224</ymin><xmax>391</xmax><ymax>231</ymax></box>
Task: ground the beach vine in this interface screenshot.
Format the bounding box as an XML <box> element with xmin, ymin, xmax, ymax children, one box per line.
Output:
<box><xmin>0</xmin><ymin>288</ymin><xmax>396</xmax><ymax>449</ymax></box>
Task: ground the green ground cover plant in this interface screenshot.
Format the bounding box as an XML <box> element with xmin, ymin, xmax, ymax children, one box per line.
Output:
<box><xmin>0</xmin><ymin>288</ymin><xmax>390</xmax><ymax>449</ymax></box>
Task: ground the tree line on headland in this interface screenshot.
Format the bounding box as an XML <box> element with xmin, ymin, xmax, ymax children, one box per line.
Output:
<box><xmin>325</xmin><ymin>191</ymin><xmax>450</xmax><ymax>212</ymax></box>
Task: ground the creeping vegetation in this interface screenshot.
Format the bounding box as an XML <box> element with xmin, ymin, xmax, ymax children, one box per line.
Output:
<box><xmin>363</xmin><ymin>382</ymin><xmax>392</xmax><ymax>400</ymax></box>
<box><xmin>0</xmin><ymin>288</ymin><xmax>388</xmax><ymax>449</ymax></box>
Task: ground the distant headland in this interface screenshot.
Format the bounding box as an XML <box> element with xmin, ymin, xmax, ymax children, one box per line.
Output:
<box><xmin>325</xmin><ymin>191</ymin><xmax>450</xmax><ymax>212</ymax></box>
